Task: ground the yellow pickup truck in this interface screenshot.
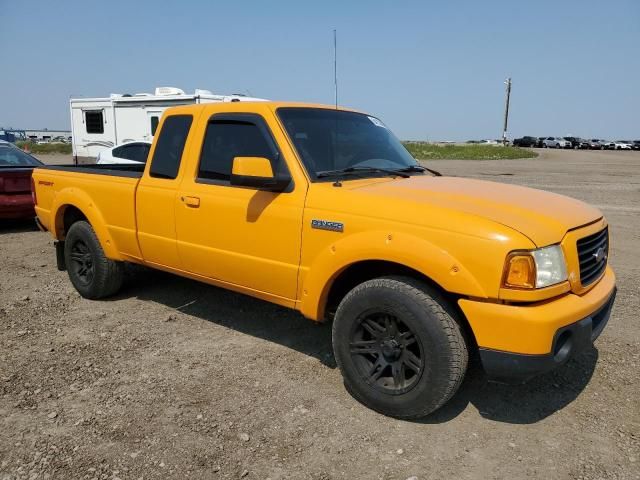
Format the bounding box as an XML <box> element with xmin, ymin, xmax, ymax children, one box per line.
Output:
<box><xmin>32</xmin><ymin>102</ymin><xmax>616</xmax><ymax>418</ymax></box>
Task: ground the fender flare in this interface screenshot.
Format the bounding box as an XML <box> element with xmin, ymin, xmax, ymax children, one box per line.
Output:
<box><xmin>299</xmin><ymin>230</ymin><xmax>487</xmax><ymax>320</ymax></box>
<box><xmin>51</xmin><ymin>187</ymin><xmax>122</xmax><ymax>260</ymax></box>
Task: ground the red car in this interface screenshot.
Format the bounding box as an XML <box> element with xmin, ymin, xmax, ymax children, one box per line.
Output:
<box><xmin>0</xmin><ymin>142</ymin><xmax>43</xmax><ymax>219</ymax></box>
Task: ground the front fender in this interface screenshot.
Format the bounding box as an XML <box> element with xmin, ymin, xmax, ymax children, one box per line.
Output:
<box><xmin>51</xmin><ymin>188</ymin><xmax>122</xmax><ymax>260</ymax></box>
<box><xmin>299</xmin><ymin>230</ymin><xmax>487</xmax><ymax>320</ymax></box>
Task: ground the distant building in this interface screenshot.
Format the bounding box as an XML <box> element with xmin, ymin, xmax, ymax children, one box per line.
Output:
<box><xmin>24</xmin><ymin>129</ymin><xmax>72</xmax><ymax>142</ymax></box>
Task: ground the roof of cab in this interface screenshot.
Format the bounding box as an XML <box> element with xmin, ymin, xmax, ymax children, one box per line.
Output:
<box><xmin>163</xmin><ymin>101</ymin><xmax>363</xmax><ymax>116</ymax></box>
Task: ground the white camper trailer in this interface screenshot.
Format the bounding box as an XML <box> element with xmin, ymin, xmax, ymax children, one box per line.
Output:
<box><xmin>69</xmin><ymin>87</ymin><xmax>267</xmax><ymax>162</ymax></box>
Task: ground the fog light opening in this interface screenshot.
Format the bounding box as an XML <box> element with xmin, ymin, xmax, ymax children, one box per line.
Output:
<box><xmin>553</xmin><ymin>330</ymin><xmax>573</xmax><ymax>363</ymax></box>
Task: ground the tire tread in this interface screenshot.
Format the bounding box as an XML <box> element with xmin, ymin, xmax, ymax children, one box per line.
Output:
<box><xmin>333</xmin><ymin>275</ymin><xmax>468</xmax><ymax>419</ymax></box>
<box><xmin>65</xmin><ymin>221</ymin><xmax>123</xmax><ymax>299</ymax></box>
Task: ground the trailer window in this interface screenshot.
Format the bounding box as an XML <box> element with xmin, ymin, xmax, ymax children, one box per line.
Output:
<box><xmin>150</xmin><ymin>116</ymin><xmax>159</xmax><ymax>136</ymax></box>
<box><xmin>149</xmin><ymin>115</ymin><xmax>193</xmax><ymax>179</ymax></box>
<box><xmin>85</xmin><ymin>111</ymin><xmax>104</xmax><ymax>134</ymax></box>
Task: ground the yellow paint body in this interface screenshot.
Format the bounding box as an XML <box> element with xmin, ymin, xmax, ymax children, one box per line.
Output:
<box><xmin>32</xmin><ymin>102</ymin><xmax>616</xmax><ymax>356</ymax></box>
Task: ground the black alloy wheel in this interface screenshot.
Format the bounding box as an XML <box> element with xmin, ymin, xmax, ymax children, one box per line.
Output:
<box><xmin>68</xmin><ymin>239</ymin><xmax>94</xmax><ymax>286</ymax></box>
<box><xmin>349</xmin><ymin>311</ymin><xmax>424</xmax><ymax>395</ymax></box>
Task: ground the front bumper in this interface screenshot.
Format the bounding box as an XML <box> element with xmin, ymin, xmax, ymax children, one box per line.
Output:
<box><xmin>478</xmin><ymin>287</ymin><xmax>615</xmax><ymax>383</ymax></box>
<box><xmin>459</xmin><ymin>266</ymin><xmax>616</xmax><ymax>383</ymax></box>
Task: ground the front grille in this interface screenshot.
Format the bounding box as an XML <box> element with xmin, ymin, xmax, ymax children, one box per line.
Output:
<box><xmin>577</xmin><ymin>227</ymin><xmax>609</xmax><ymax>287</ymax></box>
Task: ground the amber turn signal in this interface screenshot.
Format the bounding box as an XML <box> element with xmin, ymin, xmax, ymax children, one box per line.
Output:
<box><xmin>503</xmin><ymin>253</ymin><xmax>536</xmax><ymax>289</ymax></box>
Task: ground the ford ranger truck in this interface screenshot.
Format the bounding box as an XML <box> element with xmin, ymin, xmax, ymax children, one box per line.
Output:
<box><xmin>32</xmin><ymin>102</ymin><xmax>616</xmax><ymax>419</ymax></box>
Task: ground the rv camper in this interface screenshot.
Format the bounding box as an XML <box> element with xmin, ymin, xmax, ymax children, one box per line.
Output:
<box><xmin>69</xmin><ymin>87</ymin><xmax>266</xmax><ymax>163</ymax></box>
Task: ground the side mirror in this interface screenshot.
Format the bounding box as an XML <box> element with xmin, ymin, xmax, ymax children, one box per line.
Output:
<box><xmin>230</xmin><ymin>156</ymin><xmax>291</xmax><ymax>192</ymax></box>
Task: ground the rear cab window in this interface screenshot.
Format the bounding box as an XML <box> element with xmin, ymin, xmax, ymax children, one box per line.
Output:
<box><xmin>149</xmin><ymin>115</ymin><xmax>193</xmax><ymax>179</ymax></box>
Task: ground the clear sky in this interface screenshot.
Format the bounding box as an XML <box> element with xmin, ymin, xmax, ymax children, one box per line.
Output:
<box><xmin>1</xmin><ymin>0</ymin><xmax>638</xmax><ymax>141</ymax></box>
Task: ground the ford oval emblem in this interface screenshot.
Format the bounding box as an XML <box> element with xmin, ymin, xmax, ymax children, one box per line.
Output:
<box><xmin>593</xmin><ymin>247</ymin><xmax>607</xmax><ymax>263</ymax></box>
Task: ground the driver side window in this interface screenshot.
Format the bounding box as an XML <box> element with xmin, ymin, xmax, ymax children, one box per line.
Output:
<box><xmin>197</xmin><ymin>114</ymin><xmax>283</xmax><ymax>184</ymax></box>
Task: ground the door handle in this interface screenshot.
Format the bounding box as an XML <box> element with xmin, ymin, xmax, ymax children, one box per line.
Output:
<box><xmin>181</xmin><ymin>196</ymin><xmax>200</xmax><ymax>208</ymax></box>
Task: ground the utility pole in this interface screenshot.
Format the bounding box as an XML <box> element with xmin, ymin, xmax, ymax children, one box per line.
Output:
<box><xmin>502</xmin><ymin>77</ymin><xmax>512</xmax><ymax>146</ymax></box>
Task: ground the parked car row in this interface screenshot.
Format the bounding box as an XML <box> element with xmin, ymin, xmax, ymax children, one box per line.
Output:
<box><xmin>513</xmin><ymin>136</ymin><xmax>640</xmax><ymax>150</ymax></box>
<box><xmin>23</xmin><ymin>136</ymin><xmax>72</xmax><ymax>144</ymax></box>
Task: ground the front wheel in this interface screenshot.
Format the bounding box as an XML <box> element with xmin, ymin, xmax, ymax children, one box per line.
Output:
<box><xmin>64</xmin><ymin>221</ymin><xmax>124</xmax><ymax>299</ymax></box>
<box><xmin>332</xmin><ymin>276</ymin><xmax>468</xmax><ymax>419</ymax></box>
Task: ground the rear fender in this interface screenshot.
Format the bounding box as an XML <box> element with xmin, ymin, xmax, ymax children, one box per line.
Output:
<box><xmin>51</xmin><ymin>188</ymin><xmax>122</xmax><ymax>260</ymax></box>
<box><xmin>299</xmin><ymin>230</ymin><xmax>487</xmax><ymax>320</ymax></box>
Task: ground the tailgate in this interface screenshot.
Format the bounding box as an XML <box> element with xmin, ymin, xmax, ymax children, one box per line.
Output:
<box><xmin>32</xmin><ymin>168</ymin><xmax>57</xmax><ymax>231</ymax></box>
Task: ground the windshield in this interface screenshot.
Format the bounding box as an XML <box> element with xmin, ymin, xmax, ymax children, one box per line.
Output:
<box><xmin>277</xmin><ymin>108</ymin><xmax>420</xmax><ymax>180</ymax></box>
<box><xmin>0</xmin><ymin>146</ymin><xmax>42</xmax><ymax>167</ymax></box>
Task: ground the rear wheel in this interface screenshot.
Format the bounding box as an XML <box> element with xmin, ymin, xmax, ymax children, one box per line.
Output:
<box><xmin>64</xmin><ymin>221</ymin><xmax>123</xmax><ymax>299</ymax></box>
<box><xmin>332</xmin><ymin>276</ymin><xmax>468</xmax><ymax>419</ymax></box>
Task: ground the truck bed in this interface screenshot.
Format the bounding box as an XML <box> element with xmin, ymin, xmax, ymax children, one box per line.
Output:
<box><xmin>32</xmin><ymin>164</ymin><xmax>144</xmax><ymax>262</ymax></box>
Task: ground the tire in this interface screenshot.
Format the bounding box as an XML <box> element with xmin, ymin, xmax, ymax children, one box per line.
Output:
<box><xmin>64</xmin><ymin>220</ymin><xmax>123</xmax><ymax>299</ymax></box>
<box><xmin>332</xmin><ymin>276</ymin><xmax>468</xmax><ymax>419</ymax></box>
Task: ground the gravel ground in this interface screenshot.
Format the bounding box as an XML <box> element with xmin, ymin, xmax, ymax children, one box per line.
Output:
<box><xmin>1</xmin><ymin>149</ymin><xmax>638</xmax><ymax>480</ymax></box>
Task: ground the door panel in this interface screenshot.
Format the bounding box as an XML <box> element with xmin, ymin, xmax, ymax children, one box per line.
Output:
<box><xmin>175</xmin><ymin>183</ymin><xmax>304</xmax><ymax>299</ymax></box>
<box><xmin>136</xmin><ymin>182</ymin><xmax>181</xmax><ymax>267</ymax></box>
<box><xmin>174</xmin><ymin>112</ymin><xmax>306</xmax><ymax>301</ymax></box>
<box><xmin>136</xmin><ymin>113</ymin><xmax>194</xmax><ymax>269</ymax></box>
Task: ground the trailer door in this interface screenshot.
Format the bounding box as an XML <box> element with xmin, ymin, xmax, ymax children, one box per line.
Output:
<box><xmin>147</xmin><ymin>110</ymin><xmax>163</xmax><ymax>140</ymax></box>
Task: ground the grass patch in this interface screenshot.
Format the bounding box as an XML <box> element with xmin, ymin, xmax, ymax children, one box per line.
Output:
<box><xmin>403</xmin><ymin>142</ymin><xmax>537</xmax><ymax>160</ymax></box>
<box><xmin>15</xmin><ymin>141</ymin><xmax>72</xmax><ymax>154</ymax></box>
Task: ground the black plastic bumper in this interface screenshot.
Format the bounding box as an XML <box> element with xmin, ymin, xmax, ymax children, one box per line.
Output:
<box><xmin>479</xmin><ymin>288</ymin><xmax>616</xmax><ymax>384</ymax></box>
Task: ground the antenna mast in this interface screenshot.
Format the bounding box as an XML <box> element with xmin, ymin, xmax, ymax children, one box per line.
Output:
<box><xmin>333</xmin><ymin>29</ymin><xmax>338</xmax><ymax>109</ymax></box>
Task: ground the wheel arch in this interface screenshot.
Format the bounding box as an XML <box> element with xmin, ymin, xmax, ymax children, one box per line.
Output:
<box><xmin>298</xmin><ymin>231</ymin><xmax>487</xmax><ymax>323</ymax></box>
<box><xmin>51</xmin><ymin>189</ymin><xmax>121</xmax><ymax>259</ymax></box>
<box><xmin>321</xmin><ymin>260</ymin><xmax>478</xmax><ymax>350</ymax></box>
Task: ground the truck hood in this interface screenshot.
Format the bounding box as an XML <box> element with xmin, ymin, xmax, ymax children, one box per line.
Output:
<box><xmin>349</xmin><ymin>176</ymin><xmax>602</xmax><ymax>246</ymax></box>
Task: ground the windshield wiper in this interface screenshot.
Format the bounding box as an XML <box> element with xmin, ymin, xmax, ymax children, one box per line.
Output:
<box><xmin>397</xmin><ymin>165</ymin><xmax>442</xmax><ymax>177</ymax></box>
<box><xmin>317</xmin><ymin>166</ymin><xmax>410</xmax><ymax>179</ymax></box>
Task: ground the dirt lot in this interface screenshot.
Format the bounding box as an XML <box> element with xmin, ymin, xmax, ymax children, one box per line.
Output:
<box><xmin>1</xmin><ymin>149</ymin><xmax>638</xmax><ymax>480</ymax></box>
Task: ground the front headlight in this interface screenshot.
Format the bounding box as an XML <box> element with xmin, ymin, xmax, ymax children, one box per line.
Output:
<box><xmin>502</xmin><ymin>245</ymin><xmax>568</xmax><ymax>289</ymax></box>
